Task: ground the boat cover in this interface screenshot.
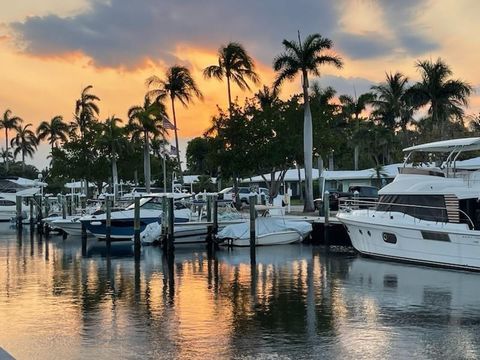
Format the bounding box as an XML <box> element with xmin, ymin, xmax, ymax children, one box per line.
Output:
<box><xmin>217</xmin><ymin>217</ymin><xmax>312</xmax><ymax>240</ymax></box>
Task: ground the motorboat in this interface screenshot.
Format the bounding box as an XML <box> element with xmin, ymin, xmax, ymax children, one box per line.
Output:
<box><xmin>0</xmin><ymin>177</ymin><xmax>45</xmax><ymax>221</ymax></box>
<box><xmin>337</xmin><ymin>137</ymin><xmax>480</xmax><ymax>271</ymax></box>
<box><xmin>139</xmin><ymin>200</ymin><xmax>247</xmax><ymax>244</ymax></box>
<box><xmin>81</xmin><ymin>193</ymin><xmax>193</xmax><ymax>240</ymax></box>
<box><xmin>216</xmin><ymin>217</ymin><xmax>312</xmax><ymax>246</ymax></box>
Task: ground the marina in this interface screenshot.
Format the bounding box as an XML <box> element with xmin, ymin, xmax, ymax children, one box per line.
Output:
<box><xmin>2</xmin><ymin>226</ymin><xmax>480</xmax><ymax>359</ymax></box>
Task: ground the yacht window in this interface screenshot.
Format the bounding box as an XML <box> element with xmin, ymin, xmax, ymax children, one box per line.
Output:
<box><xmin>377</xmin><ymin>195</ymin><xmax>446</xmax><ymax>222</ymax></box>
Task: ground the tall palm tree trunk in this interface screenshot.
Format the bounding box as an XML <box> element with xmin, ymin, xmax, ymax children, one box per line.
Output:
<box><xmin>302</xmin><ymin>71</ymin><xmax>314</xmax><ymax>211</ymax></box>
<box><xmin>4</xmin><ymin>128</ymin><xmax>8</xmax><ymax>172</ymax></box>
<box><xmin>112</xmin><ymin>155</ymin><xmax>118</xmax><ymax>200</ymax></box>
<box><xmin>171</xmin><ymin>96</ymin><xmax>183</xmax><ymax>177</ymax></box>
<box><xmin>144</xmin><ymin>133</ymin><xmax>151</xmax><ymax>193</ymax></box>
<box><xmin>22</xmin><ymin>152</ymin><xmax>25</xmax><ymax>173</ymax></box>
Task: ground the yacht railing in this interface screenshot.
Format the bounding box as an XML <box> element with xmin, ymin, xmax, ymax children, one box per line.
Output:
<box><xmin>338</xmin><ymin>198</ymin><xmax>475</xmax><ymax>229</ymax></box>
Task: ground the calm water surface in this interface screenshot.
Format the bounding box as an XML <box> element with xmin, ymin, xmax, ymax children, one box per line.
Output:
<box><xmin>1</xmin><ymin>224</ymin><xmax>480</xmax><ymax>359</ymax></box>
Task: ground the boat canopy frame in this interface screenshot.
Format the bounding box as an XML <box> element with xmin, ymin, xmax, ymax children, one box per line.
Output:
<box><xmin>402</xmin><ymin>137</ymin><xmax>480</xmax><ymax>176</ymax></box>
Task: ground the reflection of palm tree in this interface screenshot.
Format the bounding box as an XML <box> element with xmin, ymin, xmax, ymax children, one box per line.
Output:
<box><xmin>204</xmin><ymin>42</ymin><xmax>259</xmax><ymax>112</ymax></box>
<box><xmin>407</xmin><ymin>59</ymin><xmax>472</xmax><ymax>138</ymax></box>
<box><xmin>339</xmin><ymin>92</ymin><xmax>374</xmax><ymax>170</ymax></box>
<box><xmin>147</xmin><ymin>66</ymin><xmax>203</xmax><ymax>176</ymax></box>
<box><xmin>273</xmin><ymin>33</ymin><xmax>342</xmax><ymax>211</ymax></box>
<box><xmin>0</xmin><ymin>109</ymin><xmax>22</xmax><ymax>172</ymax></box>
<box><xmin>11</xmin><ymin>123</ymin><xmax>38</xmax><ymax>173</ymax></box>
<box><xmin>128</xmin><ymin>98</ymin><xmax>167</xmax><ymax>193</ymax></box>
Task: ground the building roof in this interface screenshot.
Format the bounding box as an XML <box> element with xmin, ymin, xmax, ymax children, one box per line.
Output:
<box><xmin>242</xmin><ymin>164</ymin><xmax>400</xmax><ymax>183</ymax></box>
<box><xmin>182</xmin><ymin>175</ymin><xmax>217</xmax><ymax>185</ymax></box>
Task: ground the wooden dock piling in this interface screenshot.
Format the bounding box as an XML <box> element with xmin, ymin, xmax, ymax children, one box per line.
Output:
<box><xmin>133</xmin><ymin>195</ymin><xmax>141</xmax><ymax>258</ymax></box>
<box><xmin>323</xmin><ymin>191</ymin><xmax>330</xmax><ymax>247</ymax></box>
<box><xmin>166</xmin><ymin>197</ymin><xmax>175</xmax><ymax>254</ymax></box>
<box><xmin>105</xmin><ymin>194</ymin><xmax>112</xmax><ymax>249</ymax></box>
<box><xmin>249</xmin><ymin>195</ymin><xmax>256</xmax><ymax>264</ymax></box>
<box><xmin>16</xmin><ymin>195</ymin><xmax>22</xmax><ymax>228</ymax></box>
<box><xmin>29</xmin><ymin>198</ymin><xmax>34</xmax><ymax>227</ymax></box>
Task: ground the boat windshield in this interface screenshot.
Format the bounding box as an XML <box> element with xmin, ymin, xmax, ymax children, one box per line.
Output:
<box><xmin>125</xmin><ymin>197</ymin><xmax>163</xmax><ymax>210</ymax></box>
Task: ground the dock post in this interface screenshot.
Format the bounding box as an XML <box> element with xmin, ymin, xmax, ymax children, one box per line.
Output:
<box><xmin>81</xmin><ymin>221</ymin><xmax>87</xmax><ymax>256</ymax></box>
<box><xmin>29</xmin><ymin>198</ymin><xmax>34</xmax><ymax>228</ymax></box>
<box><xmin>133</xmin><ymin>195</ymin><xmax>141</xmax><ymax>259</ymax></box>
<box><xmin>165</xmin><ymin>197</ymin><xmax>175</xmax><ymax>255</ymax></box>
<box><xmin>44</xmin><ymin>196</ymin><xmax>50</xmax><ymax>217</ymax></box>
<box><xmin>249</xmin><ymin>195</ymin><xmax>256</xmax><ymax>264</ymax></box>
<box><xmin>105</xmin><ymin>194</ymin><xmax>112</xmax><ymax>249</ymax></box>
<box><xmin>323</xmin><ymin>191</ymin><xmax>330</xmax><ymax>247</ymax></box>
<box><xmin>212</xmin><ymin>195</ymin><xmax>218</xmax><ymax>236</ymax></box>
<box><xmin>161</xmin><ymin>195</ymin><xmax>167</xmax><ymax>245</ymax></box>
<box><xmin>62</xmin><ymin>196</ymin><xmax>67</xmax><ymax>219</ymax></box>
<box><xmin>16</xmin><ymin>195</ymin><xmax>23</xmax><ymax>228</ymax></box>
<box><xmin>206</xmin><ymin>194</ymin><xmax>213</xmax><ymax>248</ymax></box>
<box><xmin>206</xmin><ymin>195</ymin><xmax>212</xmax><ymax>223</ymax></box>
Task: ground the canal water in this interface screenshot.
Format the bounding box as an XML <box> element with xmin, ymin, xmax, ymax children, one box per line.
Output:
<box><xmin>1</xmin><ymin>224</ymin><xmax>480</xmax><ymax>359</ymax></box>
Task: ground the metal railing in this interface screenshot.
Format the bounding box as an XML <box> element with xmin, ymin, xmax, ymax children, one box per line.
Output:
<box><xmin>338</xmin><ymin>198</ymin><xmax>475</xmax><ymax>230</ymax></box>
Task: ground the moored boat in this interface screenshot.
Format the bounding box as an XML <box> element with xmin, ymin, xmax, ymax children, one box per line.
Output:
<box><xmin>337</xmin><ymin>137</ymin><xmax>480</xmax><ymax>271</ymax></box>
<box><xmin>217</xmin><ymin>217</ymin><xmax>312</xmax><ymax>246</ymax></box>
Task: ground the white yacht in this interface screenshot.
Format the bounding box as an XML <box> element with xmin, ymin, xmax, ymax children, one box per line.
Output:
<box><xmin>337</xmin><ymin>137</ymin><xmax>480</xmax><ymax>271</ymax></box>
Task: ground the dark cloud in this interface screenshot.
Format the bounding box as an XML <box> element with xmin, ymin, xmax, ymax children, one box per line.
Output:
<box><xmin>11</xmin><ymin>0</ymin><xmax>339</xmax><ymax>68</ymax></box>
<box><xmin>10</xmin><ymin>0</ymin><xmax>438</xmax><ymax>69</ymax></box>
<box><xmin>314</xmin><ymin>75</ymin><xmax>376</xmax><ymax>97</ymax></box>
<box><xmin>335</xmin><ymin>32</ymin><xmax>394</xmax><ymax>59</ymax></box>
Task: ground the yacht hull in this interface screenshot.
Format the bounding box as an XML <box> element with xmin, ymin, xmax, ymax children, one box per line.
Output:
<box><xmin>221</xmin><ymin>230</ymin><xmax>303</xmax><ymax>247</ymax></box>
<box><xmin>337</xmin><ymin>210</ymin><xmax>480</xmax><ymax>271</ymax></box>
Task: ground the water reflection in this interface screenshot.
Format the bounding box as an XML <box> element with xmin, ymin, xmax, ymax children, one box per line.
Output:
<box><xmin>0</xmin><ymin>226</ymin><xmax>479</xmax><ymax>359</ymax></box>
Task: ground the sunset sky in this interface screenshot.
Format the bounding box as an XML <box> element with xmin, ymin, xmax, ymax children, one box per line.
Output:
<box><xmin>1</xmin><ymin>0</ymin><xmax>480</xmax><ymax>169</ymax></box>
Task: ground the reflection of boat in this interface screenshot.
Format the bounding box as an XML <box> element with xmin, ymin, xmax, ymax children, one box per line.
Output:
<box><xmin>217</xmin><ymin>217</ymin><xmax>312</xmax><ymax>246</ymax></box>
<box><xmin>349</xmin><ymin>256</ymin><xmax>480</xmax><ymax>311</ymax></box>
<box><xmin>337</xmin><ymin>138</ymin><xmax>480</xmax><ymax>271</ymax></box>
<box><xmin>215</xmin><ymin>243</ymin><xmax>313</xmax><ymax>265</ymax></box>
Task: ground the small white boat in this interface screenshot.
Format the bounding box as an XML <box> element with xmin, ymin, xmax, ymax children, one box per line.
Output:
<box><xmin>51</xmin><ymin>216</ymin><xmax>84</xmax><ymax>236</ymax></box>
<box><xmin>217</xmin><ymin>217</ymin><xmax>312</xmax><ymax>246</ymax></box>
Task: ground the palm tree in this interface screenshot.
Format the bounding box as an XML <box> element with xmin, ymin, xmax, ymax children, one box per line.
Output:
<box><xmin>98</xmin><ymin>116</ymin><xmax>126</xmax><ymax>199</ymax></box>
<box><xmin>128</xmin><ymin>97</ymin><xmax>167</xmax><ymax>193</ymax></box>
<box><xmin>339</xmin><ymin>92</ymin><xmax>374</xmax><ymax>170</ymax></box>
<box><xmin>37</xmin><ymin>115</ymin><xmax>69</xmax><ymax>154</ymax></box>
<box><xmin>203</xmin><ymin>42</ymin><xmax>260</xmax><ymax>111</ymax></box>
<box><xmin>74</xmin><ymin>85</ymin><xmax>100</xmax><ymax>140</ymax></box>
<box><xmin>10</xmin><ymin>123</ymin><xmax>38</xmax><ymax>173</ymax></box>
<box><xmin>407</xmin><ymin>58</ymin><xmax>472</xmax><ymax>138</ymax></box>
<box><xmin>273</xmin><ymin>33</ymin><xmax>343</xmax><ymax>211</ymax></box>
<box><xmin>0</xmin><ymin>148</ymin><xmax>13</xmax><ymax>168</ymax></box>
<box><xmin>0</xmin><ymin>109</ymin><xmax>22</xmax><ymax>172</ymax></box>
<box><xmin>147</xmin><ymin>66</ymin><xmax>203</xmax><ymax>176</ymax></box>
<box><xmin>204</xmin><ymin>42</ymin><xmax>259</xmax><ymax>195</ymax></box>
<box><xmin>370</xmin><ymin>72</ymin><xmax>412</xmax><ymax>131</ymax></box>
<box><xmin>255</xmin><ymin>85</ymin><xmax>279</xmax><ymax>109</ymax></box>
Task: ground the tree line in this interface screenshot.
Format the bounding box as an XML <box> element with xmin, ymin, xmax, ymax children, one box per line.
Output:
<box><xmin>0</xmin><ymin>32</ymin><xmax>476</xmax><ymax>211</ymax></box>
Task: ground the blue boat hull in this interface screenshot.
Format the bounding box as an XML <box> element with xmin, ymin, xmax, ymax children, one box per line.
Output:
<box><xmin>82</xmin><ymin>217</ymin><xmax>190</xmax><ymax>240</ymax></box>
